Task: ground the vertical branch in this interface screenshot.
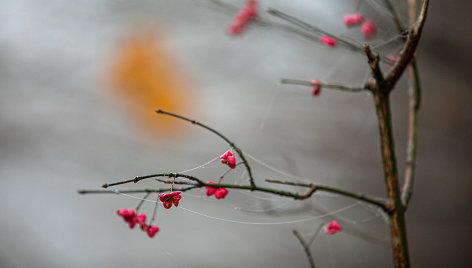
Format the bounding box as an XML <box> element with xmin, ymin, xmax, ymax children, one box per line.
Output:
<box><xmin>373</xmin><ymin>91</ymin><xmax>410</xmax><ymax>267</ymax></box>
<box><xmin>364</xmin><ymin>44</ymin><xmax>385</xmax><ymax>84</ymax></box>
<box><xmin>402</xmin><ymin>0</ymin><xmax>422</xmax><ymax>208</ymax></box>
<box><xmin>402</xmin><ymin>58</ymin><xmax>420</xmax><ymax>207</ymax></box>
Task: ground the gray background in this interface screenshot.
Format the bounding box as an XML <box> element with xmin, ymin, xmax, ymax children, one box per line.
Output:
<box><xmin>0</xmin><ymin>0</ymin><xmax>470</xmax><ymax>267</ymax></box>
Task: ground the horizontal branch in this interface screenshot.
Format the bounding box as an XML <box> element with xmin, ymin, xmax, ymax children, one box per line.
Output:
<box><xmin>155</xmin><ymin>109</ymin><xmax>256</xmax><ymax>188</ymax></box>
<box><xmin>92</xmin><ymin>173</ymin><xmax>387</xmax><ymax>211</ymax></box>
<box><xmin>78</xmin><ymin>186</ymin><xmax>199</xmax><ymax>195</ymax></box>
<box><xmin>101</xmin><ymin>173</ymin><xmax>204</xmax><ymax>189</ymax></box>
<box><xmin>265</xmin><ymin>179</ymin><xmax>388</xmax><ymax>211</ymax></box>
<box><xmin>281</xmin><ymin>78</ymin><xmax>367</xmax><ymax>92</ymax></box>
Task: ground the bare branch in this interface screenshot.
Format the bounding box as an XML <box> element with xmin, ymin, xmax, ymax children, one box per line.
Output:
<box><xmin>85</xmin><ymin>174</ymin><xmax>387</xmax><ymax>210</ymax></box>
<box><xmin>402</xmin><ymin>58</ymin><xmax>421</xmax><ymax>207</ymax></box>
<box><xmin>281</xmin><ymin>78</ymin><xmax>367</xmax><ymax>92</ymax></box>
<box><xmin>364</xmin><ymin>44</ymin><xmax>384</xmax><ymax>85</ymax></box>
<box><xmin>156</xmin><ymin>109</ymin><xmax>256</xmax><ymax>187</ymax></box>
<box><xmin>266</xmin><ymin>7</ymin><xmax>395</xmax><ymax>65</ymax></box>
<box><xmin>265</xmin><ymin>179</ymin><xmax>388</xmax><ymax>211</ymax></box>
<box><xmin>101</xmin><ymin>172</ymin><xmax>204</xmax><ymax>189</ymax></box>
<box><xmin>77</xmin><ymin>186</ymin><xmax>199</xmax><ymax>195</ymax></box>
<box><xmin>385</xmin><ymin>0</ymin><xmax>429</xmax><ymax>87</ymax></box>
<box><xmin>293</xmin><ymin>230</ymin><xmax>316</xmax><ymax>268</ymax></box>
<box><xmin>408</xmin><ymin>0</ymin><xmax>417</xmax><ymax>25</ymax></box>
<box><xmin>267</xmin><ymin>7</ymin><xmax>363</xmax><ymax>51</ymax></box>
<box><xmin>384</xmin><ymin>0</ymin><xmax>406</xmax><ymax>35</ymax></box>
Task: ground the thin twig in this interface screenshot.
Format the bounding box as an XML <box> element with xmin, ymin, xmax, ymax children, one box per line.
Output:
<box><xmin>101</xmin><ymin>172</ymin><xmax>204</xmax><ymax>188</ymax></box>
<box><xmin>267</xmin><ymin>7</ymin><xmax>363</xmax><ymax>51</ymax></box>
<box><xmin>384</xmin><ymin>0</ymin><xmax>406</xmax><ymax>35</ymax></box>
<box><xmin>364</xmin><ymin>44</ymin><xmax>384</xmax><ymax>85</ymax></box>
<box><xmin>281</xmin><ymin>78</ymin><xmax>366</xmax><ymax>92</ymax></box>
<box><xmin>385</xmin><ymin>0</ymin><xmax>429</xmax><ymax>88</ymax></box>
<box><xmin>266</xmin><ymin>7</ymin><xmax>395</xmax><ymax>65</ymax></box>
<box><xmin>293</xmin><ymin>230</ymin><xmax>316</xmax><ymax>268</ymax></box>
<box><xmin>77</xmin><ymin>186</ymin><xmax>199</xmax><ymax>195</ymax></box>
<box><xmin>402</xmin><ymin>57</ymin><xmax>420</xmax><ymax>207</ymax></box>
<box><xmin>306</xmin><ymin>223</ymin><xmax>324</xmax><ymax>247</ymax></box>
<box><xmin>135</xmin><ymin>192</ymin><xmax>151</xmax><ymax>211</ymax></box>
<box><xmin>408</xmin><ymin>0</ymin><xmax>417</xmax><ymax>25</ymax></box>
<box><xmin>149</xmin><ymin>195</ymin><xmax>159</xmax><ymax>225</ymax></box>
<box><xmin>155</xmin><ymin>109</ymin><xmax>256</xmax><ymax>188</ymax></box>
<box><xmin>218</xmin><ymin>162</ymin><xmax>243</xmax><ymax>183</ymax></box>
<box><xmin>265</xmin><ymin>179</ymin><xmax>388</xmax><ymax>211</ymax></box>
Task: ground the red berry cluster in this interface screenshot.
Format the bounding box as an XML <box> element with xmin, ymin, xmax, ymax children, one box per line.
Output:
<box><xmin>117</xmin><ymin>209</ymin><xmax>160</xmax><ymax>238</ymax></box>
<box><xmin>220</xmin><ymin>150</ymin><xmax>236</xmax><ymax>169</ymax></box>
<box><xmin>159</xmin><ymin>191</ymin><xmax>182</xmax><ymax>209</ymax></box>
<box><xmin>206</xmin><ymin>181</ymin><xmax>229</xmax><ymax>199</ymax></box>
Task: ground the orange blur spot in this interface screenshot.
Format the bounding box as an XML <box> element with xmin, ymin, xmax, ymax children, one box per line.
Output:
<box><xmin>108</xmin><ymin>31</ymin><xmax>191</xmax><ymax>138</ymax></box>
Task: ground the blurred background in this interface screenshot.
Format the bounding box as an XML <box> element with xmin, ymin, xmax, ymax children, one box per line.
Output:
<box><xmin>0</xmin><ymin>0</ymin><xmax>470</xmax><ymax>267</ymax></box>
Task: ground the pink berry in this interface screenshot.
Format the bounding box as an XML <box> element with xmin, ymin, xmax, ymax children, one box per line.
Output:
<box><xmin>128</xmin><ymin>220</ymin><xmax>136</xmax><ymax>229</ymax></box>
<box><xmin>227</xmin><ymin>0</ymin><xmax>258</xmax><ymax>35</ymax></box>
<box><xmin>325</xmin><ymin>221</ymin><xmax>342</xmax><ymax>234</ymax></box>
<box><xmin>311</xmin><ymin>80</ymin><xmax>322</xmax><ymax>97</ymax></box>
<box><xmin>141</xmin><ymin>224</ymin><xmax>149</xmax><ymax>232</ymax></box>
<box><xmin>343</xmin><ymin>13</ymin><xmax>364</xmax><ymax>27</ymax></box>
<box><xmin>319</xmin><ymin>36</ymin><xmax>337</xmax><ymax>47</ymax></box>
<box><xmin>361</xmin><ymin>20</ymin><xmax>376</xmax><ymax>38</ymax></box>
<box><xmin>160</xmin><ymin>191</ymin><xmax>182</xmax><ymax>209</ymax></box>
<box><xmin>214</xmin><ymin>188</ymin><xmax>229</xmax><ymax>199</ymax></box>
<box><xmin>227</xmin><ymin>156</ymin><xmax>236</xmax><ymax>167</ymax></box>
<box><xmin>147</xmin><ymin>226</ymin><xmax>160</xmax><ymax>238</ymax></box>
<box><xmin>163</xmin><ymin>200</ymin><xmax>172</xmax><ymax>209</ymax></box>
<box><xmin>206</xmin><ymin>181</ymin><xmax>218</xmax><ymax>196</ymax></box>
<box><xmin>136</xmin><ymin>214</ymin><xmax>146</xmax><ymax>225</ymax></box>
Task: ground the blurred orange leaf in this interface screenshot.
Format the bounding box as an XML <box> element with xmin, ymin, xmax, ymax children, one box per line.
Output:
<box><xmin>108</xmin><ymin>31</ymin><xmax>191</xmax><ymax>138</ymax></box>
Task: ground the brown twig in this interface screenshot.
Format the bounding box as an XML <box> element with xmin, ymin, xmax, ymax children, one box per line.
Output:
<box><xmin>293</xmin><ymin>230</ymin><xmax>316</xmax><ymax>268</ymax></box>
<box><xmin>155</xmin><ymin>109</ymin><xmax>256</xmax><ymax>188</ymax></box>
<box><xmin>364</xmin><ymin>44</ymin><xmax>384</xmax><ymax>85</ymax></box>
<box><xmin>267</xmin><ymin>7</ymin><xmax>363</xmax><ymax>51</ymax></box>
<box><xmin>400</xmin><ymin>0</ymin><xmax>421</xmax><ymax>210</ymax></box>
<box><xmin>101</xmin><ymin>172</ymin><xmax>204</xmax><ymax>189</ymax></box>
<box><xmin>85</xmin><ymin>173</ymin><xmax>388</xmax><ymax>210</ymax></box>
<box><xmin>364</xmin><ymin>2</ymin><xmax>429</xmax><ymax>266</ymax></box>
<box><xmin>265</xmin><ymin>179</ymin><xmax>388</xmax><ymax>211</ymax></box>
<box><xmin>77</xmin><ymin>186</ymin><xmax>199</xmax><ymax>195</ymax></box>
<box><xmin>280</xmin><ymin>78</ymin><xmax>367</xmax><ymax>92</ymax></box>
<box><xmin>384</xmin><ymin>0</ymin><xmax>406</xmax><ymax>35</ymax></box>
<box><xmin>384</xmin><ymin>0</ymin><xmax>429</xmax><ymax>89</ymax></box>
<box><xmin>266</xmin><ymin>7</ymin><xmax>395</xmax><ymax>65</ymax></box>
<box><xmin>381</xmin><ymin>0</ymin><xmax>420</xmax><ymax>211</ymax></box>
<box><xmin>408</xmin><ymin>0</ymin><xmax>417</xmax><ymax>25</ymax></box>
